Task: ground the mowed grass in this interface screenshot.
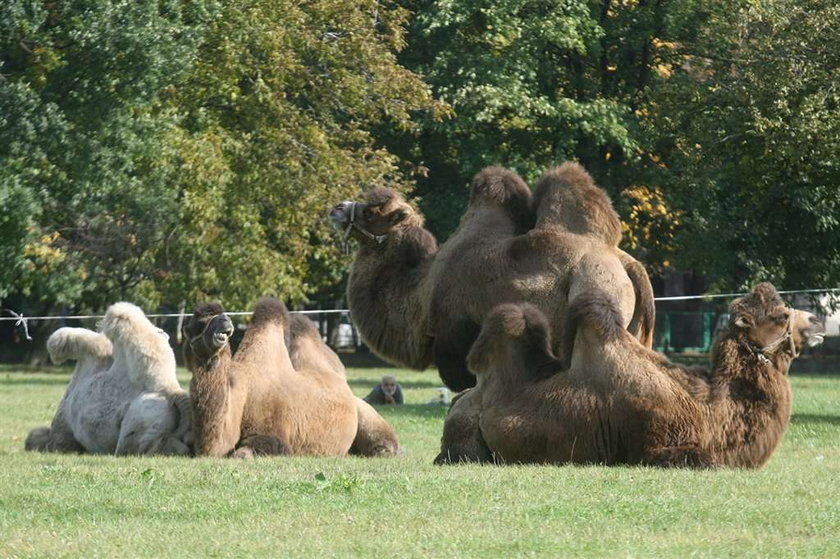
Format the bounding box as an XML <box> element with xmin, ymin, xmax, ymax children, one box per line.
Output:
<box><xmin>1</xmin><ymin>364</ymin><xmax>839</xmax><ymax>557</ymax></box>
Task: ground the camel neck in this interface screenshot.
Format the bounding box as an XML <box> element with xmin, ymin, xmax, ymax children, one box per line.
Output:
<box><xmin>705</xmin><ymin>337</ymin><xmax>792</xmax><ymax>467</ymax></box>
<box><xmin>189</xmin><ymin>348</ymin><xmax>243</xmax><ymax>456</ymax></box>
<box><xmin>347</xmin><ymin>224</ymin><xmax>438</xmax><ymax>370</ymax></box>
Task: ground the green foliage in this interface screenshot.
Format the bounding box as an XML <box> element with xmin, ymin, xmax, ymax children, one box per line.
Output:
<box><xmin>393</xmin><ymin>0</ymin><xmax>712</xmax><ymax>238</ymax></box>
<box><xmin>164</xmin><ymin>0</ymin><xmax>439</xmax><ymax>308</ymax></box>
<box><xmin>1</xmin><ymin>0</ymin><xmax>437</xmax><ymax>312</ymax></box>
<box><xmin>0</xmin><ymin>0</ymin><xmax>214</xmax><ymax>309</ymax></box>
<box><xmin>650</xmin><ymin>0</ymin><xmax>840</xmax><ymax>290</ymax></box>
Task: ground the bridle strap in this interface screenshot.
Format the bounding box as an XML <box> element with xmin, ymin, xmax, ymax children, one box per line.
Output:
<box><xmin>188</xmin><ymin>314</ymin><xmax>221</xmax><ymax>353</ymax></box>
<box><xmin>343</xmin><ymin>202</ymin><xmax>388</xmax><ymax>246</ymax></box>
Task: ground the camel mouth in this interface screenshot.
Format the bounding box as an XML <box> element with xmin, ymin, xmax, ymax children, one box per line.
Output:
<box><xmin>212</xmin><ymin>331</ymin><xmax>230</xmax><ymax>348</ymax></box>
<box><xmin>328</xmin><ymin>202</ymin><xmax>353</xmax><ymax>229</ymax></box>
<box><xmin>806</xmin><ymin>333</ymin><xmax>824</xmax><ymax>348</ymax></box>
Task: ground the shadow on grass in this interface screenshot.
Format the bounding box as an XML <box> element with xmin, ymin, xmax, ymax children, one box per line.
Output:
<box><xmin>790</xmin><ymin>413</ymin><xmax>840</xmax><ymax>426</ymax></box>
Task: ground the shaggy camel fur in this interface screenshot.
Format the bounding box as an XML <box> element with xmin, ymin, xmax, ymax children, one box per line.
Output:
<box><xmin>436</xmin><ymin>283</ymin><xmax>824</xmax><ymax>468</ymax></box>
<box><xmin>26</xmin><ymin>303</ymin><xmax>192</xmax><ymax>455</ymax></box>
<box><xmin>185</xmin><ymin>299</ymin><xmax>360</xmax><ymax>457</ymax></box>
<box><xmin>286</xmin><ymin>314</ymin><xmax>400</xmax><ymax>456</ymax></box>
<box><xmin>330</xmin><ymin>163</ymin><xmax>654</xmax><ymax>391</ymax></box>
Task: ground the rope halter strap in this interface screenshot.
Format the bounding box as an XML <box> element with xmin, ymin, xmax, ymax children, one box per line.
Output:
<box><xmin>343</xmin><ymin>202</ymin><xmax>388</xmax><ymax>246</ymax></box>
<box><xmin>188</xmin><ymin>314</ymin><xmax>223</xmax><ymax>354</ymax></box>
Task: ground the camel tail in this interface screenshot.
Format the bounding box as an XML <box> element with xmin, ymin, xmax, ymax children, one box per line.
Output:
<box><xmin>622</xmin><ymin>257</ymin><xmax>656</xmax><ymax>349</ymax></box>
<box><xmin>47</xmin><ymin>327</ymin><xmax>113</xmax><ymax>364</ymax></box>
<box><xmin>561</xmin><ymin>291</ymin><xmax>625</xmax><ymax>364</ymax></box>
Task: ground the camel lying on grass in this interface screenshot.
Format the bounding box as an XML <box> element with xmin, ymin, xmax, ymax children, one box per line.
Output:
<box><xmin>436</xmin><ymin>283</ymin><xmax>824</xmax><ymax>468</ymax></box>
<box><xmin>185</xmin><ymin>299</ymin><xmax>398</xmax><ymax>457</ymax></box>
<box><xmin>330</xmin><ymin>163</ymin><xmax>654</xmax><ymax>391</ymax></box>
<box><xmin>26</xmin><ymin>303</ymin><xmax>192</xmax><ymax>455</ymax></box>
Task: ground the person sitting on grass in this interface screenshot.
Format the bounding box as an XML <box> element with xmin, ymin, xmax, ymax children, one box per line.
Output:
<box><xmin>363</xmin><ymin>375</ymin><xmax>404</xmax><ymax>405</ymax></box>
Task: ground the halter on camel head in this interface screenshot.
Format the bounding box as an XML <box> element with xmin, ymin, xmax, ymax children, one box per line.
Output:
<box><xmin>739</xmin><ymin>308</ymin><xmax>798</xmax><ymax>366</ymax></box>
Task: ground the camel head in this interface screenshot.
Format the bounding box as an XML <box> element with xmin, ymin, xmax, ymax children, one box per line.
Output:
<box><xmin>467</xmin><ymin>303</ymin><xmax>557</xmax><ymax>379</ymax></box>
<box><xmin>728</xmin><ymin>282</ymin><xmax>825</xmax><ymax>363</ymax></box>
<box><xmin>329</xmin><ymin>188</ymin><xmax>422</xmax><ymax>246</ymax></box>
<box><xmin>183</xmin><ymin>302</ymin><xmax>234</xmax><ymax>368</ymax></box>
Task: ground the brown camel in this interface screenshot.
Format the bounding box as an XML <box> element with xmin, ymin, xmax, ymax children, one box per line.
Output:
<box><xmin>436</xmin><ymin>283</ymin><xmax>824</xmax><ymax>468</ymax></box>
<box><xmin>286</xmin><ymin>314</ymin><xmax>401</xmax><ymax>456</ymax></box>
<box><xmin>184</xmin><ymin>299</ymin><xmax>359</xmax><ymax>457</ymax></box>
<box><xmin>330</xmin><ymin>163</ymin><xmax>654</xmax><ymax>391</ymax></box>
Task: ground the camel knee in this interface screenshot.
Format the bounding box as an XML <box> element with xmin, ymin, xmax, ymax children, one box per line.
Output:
<box><xmin>25</xmin><ymin>427</ymin><xmax>52</xmax><ymax>452</ymax></box>
<box><xmin>235</xmin><ymin>434</ymin><xmax>291</xmax><ymax>457</ymax></box>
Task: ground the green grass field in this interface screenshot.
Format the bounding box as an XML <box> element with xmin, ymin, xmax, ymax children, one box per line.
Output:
<box><xmin>1</xmin><ymin>364</ymin><xmax>838</xmax><ymax>557</ymax></box>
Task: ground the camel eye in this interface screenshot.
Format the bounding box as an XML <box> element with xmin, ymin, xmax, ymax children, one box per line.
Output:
<box><xmin>772</xmin><ymin>312</ymin><xmax>789</xmax><ymax>324</ymax></box>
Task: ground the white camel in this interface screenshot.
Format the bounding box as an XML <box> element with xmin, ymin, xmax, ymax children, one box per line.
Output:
<box><xmin>25</xmin><ymin>302</ymin><xmax>193</xmax><ymax>455</ymax></box>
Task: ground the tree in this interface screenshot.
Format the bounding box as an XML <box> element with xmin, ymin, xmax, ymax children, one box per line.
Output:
<box><xmin>649</xmin><ymin>0</ymin><xmax>840</xmax><ymax>291</ymax></box>
<box><xmin>1</xmin><ymin>0</ymin><xmax>214</xmax><ymax>310</ymax></box>
<box><xmin>1</xmin><ymin>0</ymin><xmax>439</xmax><ymax>313</ymax></box>
<box><xmin>391</xmin><ymin>0</ymin><xmax>713</xmax><ymax>240</ymax></box>
<box><xmin>163</xmin><ymin>0</ymin><xmax>440</xmax><ymax>309</ymax></box>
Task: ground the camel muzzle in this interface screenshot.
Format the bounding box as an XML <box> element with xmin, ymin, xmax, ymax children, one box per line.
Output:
<box><xmin>328</xmin><ymin>201</ymin><xmax>354</xmax><ymax>229</ymax></box>
<box><xmin>213</xmin><ymin>316</ymin><xmax>235</xmax><ymax>348</ymax></box>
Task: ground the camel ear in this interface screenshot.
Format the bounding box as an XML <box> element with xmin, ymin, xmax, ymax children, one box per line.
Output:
<box><xmin>734</xmin><ymin>314</ymin><xmax>754</xmax><ymax>329</ymax></box>
<box><xmin>389</xmin><ymin>209</ymin><xmax>409</xmax><ymax>225</ymax></box>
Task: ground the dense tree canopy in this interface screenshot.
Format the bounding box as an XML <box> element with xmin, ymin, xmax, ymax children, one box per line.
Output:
<box><xmin>1</xmin><ymin>0</ymin><xmax>837</xmax><ymax>320</ymax></box>
<box><xmin>1</xmin><ymin>0</ymin><xmax>438</xmax><ymax>312</ymax></box>
<box><xmin>649</xmin><ymin>0</ymin><xmax>840</xmax><ymax>291</ymax></box>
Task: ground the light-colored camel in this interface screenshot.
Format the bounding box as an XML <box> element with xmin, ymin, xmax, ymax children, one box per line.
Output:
<box><xmin>330</xmin><ymin>163</ymin><xmax>654</xmax><ymax>391</ymax></box>
<box><xmin>25</xmin><ymin>303</ymin><xmax>192</xmax><ymax>455</ymax></box>
<box><xmin>436</xmin><ymin>283</ymin><xmax>824</xmax><ymax>468</ymax></box>
<box><xmin>185</xmin><ymin>299</ymin><xmax>361</xmax><ymax>457</ymax></box>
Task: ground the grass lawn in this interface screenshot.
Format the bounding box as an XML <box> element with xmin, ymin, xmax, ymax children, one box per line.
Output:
<box><xmin>1</xmin><ymin>364</ymin><xmax>838</xmax><ymax>557</ymax></box>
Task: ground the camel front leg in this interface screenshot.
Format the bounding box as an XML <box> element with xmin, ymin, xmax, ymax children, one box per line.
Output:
<box><xmin>643</xmin><ymin>445</ymin><xmax>719</xmax><ymax>469</ymax></box>
<box><xmin>231</xmin><ymin>434</ymin><xmax>291</xmax><ymax>458</ymax></box>
<box><xmin>434</xmin><ymin>389</ymin><xmax>494</xmax><ymax>465</ymax></box>
<box><xmin>433</xmin><ymin>318</ymin><xmax>481</xmax><ymax>392</ymax></box>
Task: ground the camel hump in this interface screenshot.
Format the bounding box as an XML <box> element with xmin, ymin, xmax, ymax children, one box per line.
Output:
<box><xmin>250</xmin><ymin>297</ymin><xmax>289</xmax><ymax>327</ymax></box>
<box><xmin>47</xmin><ymin>327</ymin><xmax>113</xmax><ymax>364</ymax></box>
<box><xmin>469</xmin><ymin>166</ymin><xmax>534</xmax><ymax>230</ymax></box>
<box><xmin>101</xmin><ymin>302</ymin><xmax>152</xmax><ymax>334</ymax></box>
<box><xmin>532</xmin><ymin>162</ymin><xmax>622</xmax><ymax>246</ymax></box>
<box><xmin>467</xmin><ymin>303</ymin><xmax>560</xmax><ymax>379</ymax></box>
<box><xmin>564</xmin><ymin>290</ymin><xmax>625</xmax><ymax>349</ymax></box>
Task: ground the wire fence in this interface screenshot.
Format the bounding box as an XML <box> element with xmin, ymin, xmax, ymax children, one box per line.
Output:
<box><xmin>2</xmin><ymin>288</ymin><xmax>838</xmax><ymax>354</ymax></box>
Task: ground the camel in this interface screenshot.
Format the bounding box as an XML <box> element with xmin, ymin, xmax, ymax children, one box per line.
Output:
<box><xmin>184</xmin><ymin>299</ymin><xmax>365</xmax><ymax>457</ymax></box>
<box><xmin>436</xmin><ymin>283</ymin><xmax>825</xmax><ymax>468</ymax></box>
<box><xmin>25</xmin><ymin>303</ymin><xmax>192</xmax><ymax>456</ymax></box>
<box><xmin>330</xmin><ymin>163</ymin><xmax>654</xmax><ymax>391</ymax></box>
